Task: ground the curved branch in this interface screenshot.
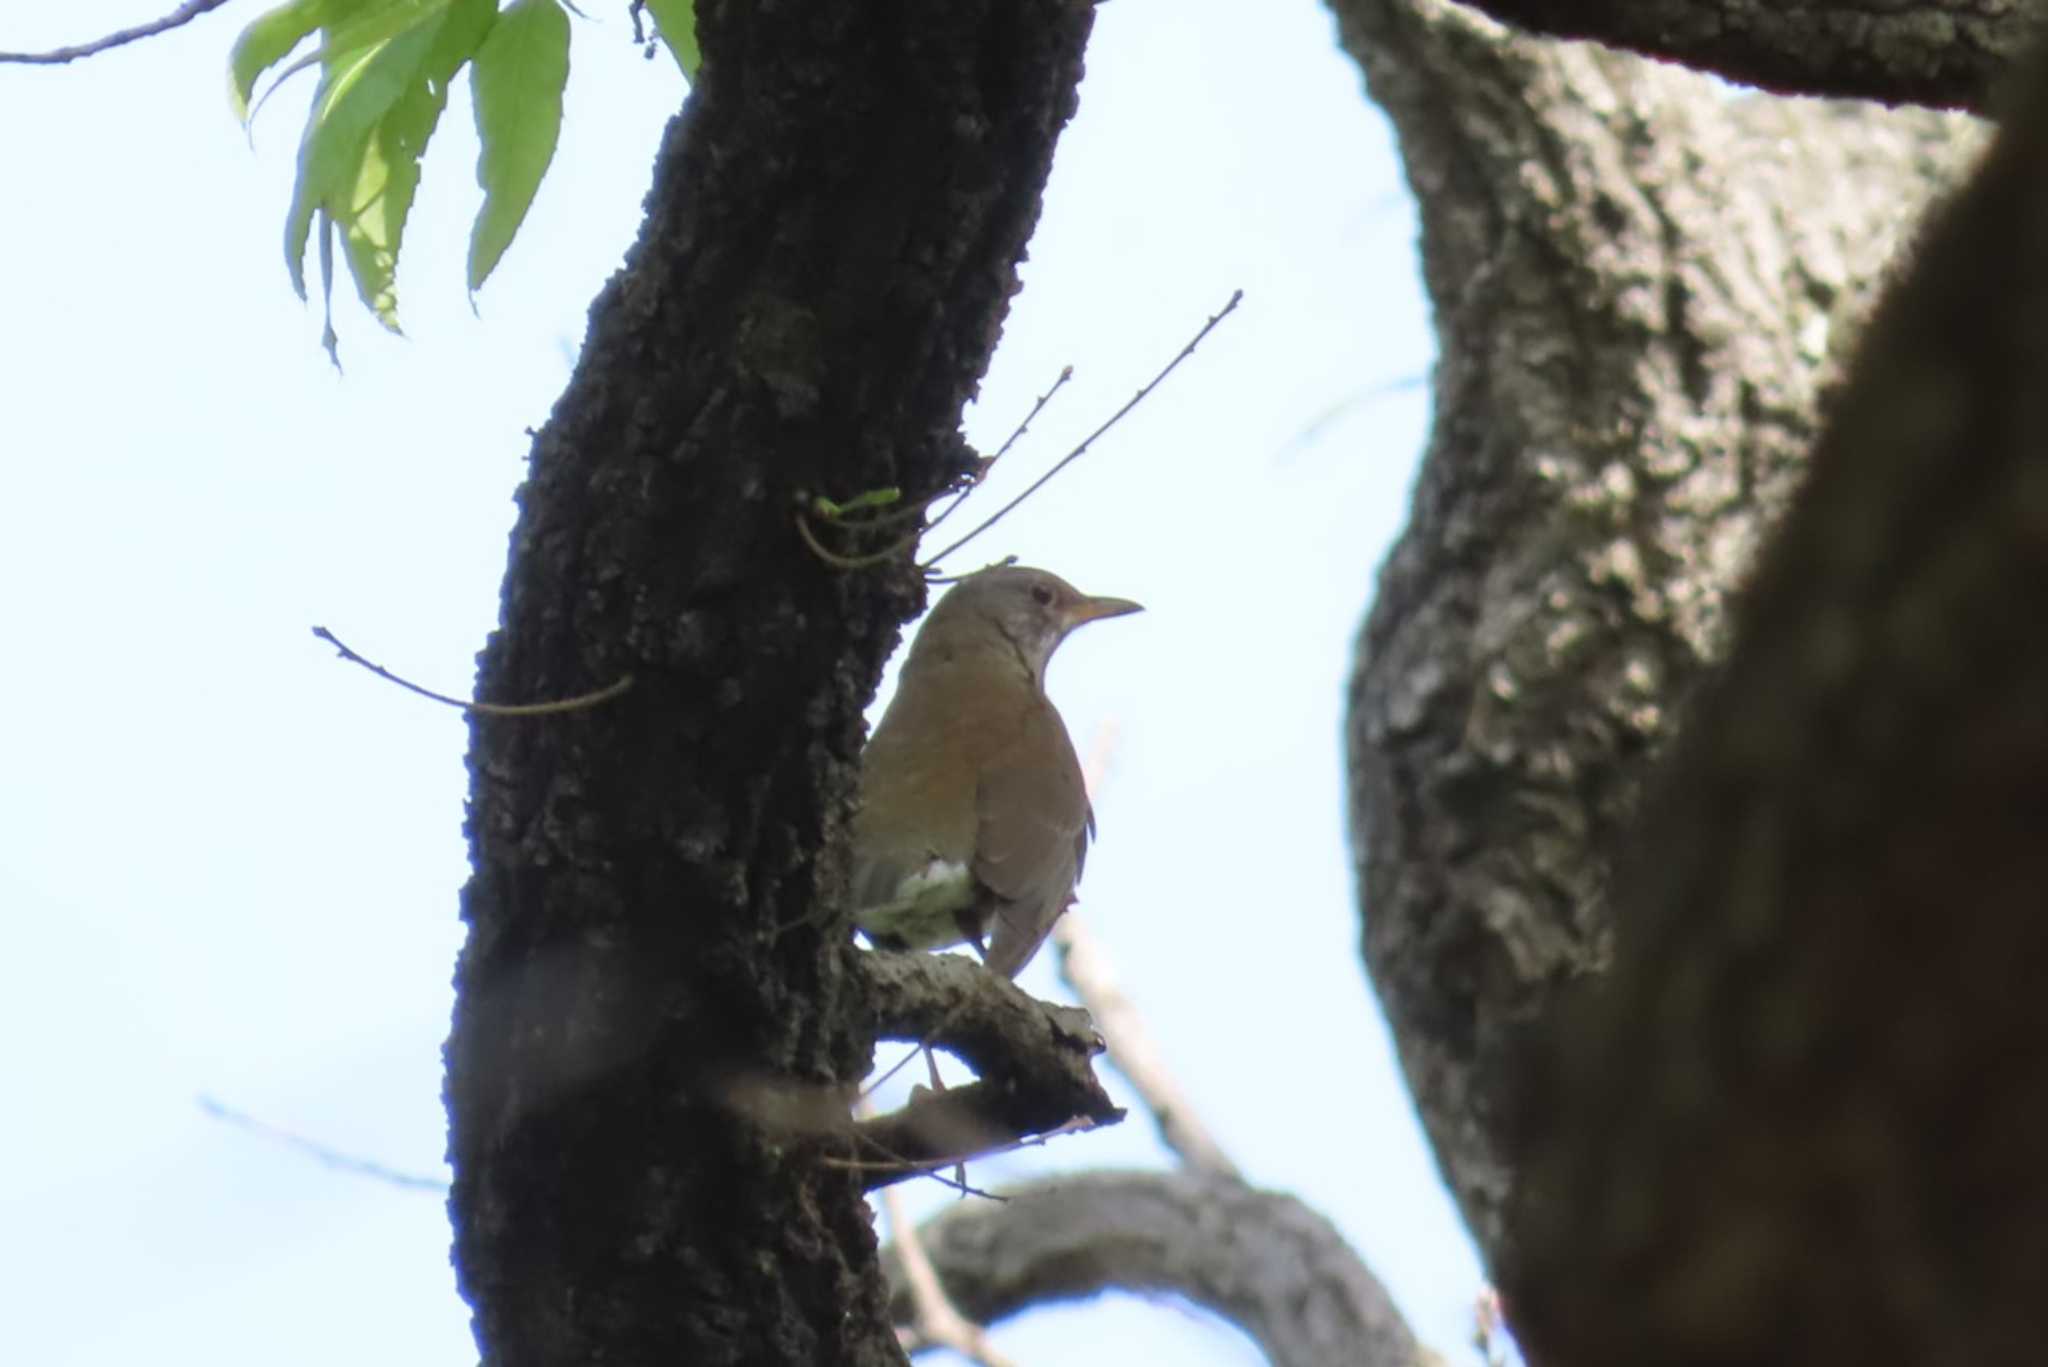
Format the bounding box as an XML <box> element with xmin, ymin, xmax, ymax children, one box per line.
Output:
<box><xmin>1335</xmin><ymin>0</ymin><xmax>1979</xmax><ymax>1261</ymax></box>
<box><xmin>883</xmin><ymin>1171</ymin><xmax>1421</xmax><ymax>1367</ymax></box>
<box><xmin>1457</xmin><ymin>0</ymin><xmax>2036</xmax><ymax>111</ymax></box>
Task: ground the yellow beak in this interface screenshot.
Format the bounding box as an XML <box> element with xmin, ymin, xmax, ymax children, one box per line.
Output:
<box><xmin>1064</xmin><ymin>594</ymin><xmax>1144</xmax><ymax>629</ymax></box>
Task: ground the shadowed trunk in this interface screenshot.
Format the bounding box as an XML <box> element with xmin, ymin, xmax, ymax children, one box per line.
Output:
<box><xmin>1509</xmin><ymin>38</ymin><xmax>2048</xmax><ymax>1362</ymax></box>
<box><xmin>444</xmin><ymin>3</ymin><xmax>1094</xmax><ymax>1363</ymax></box>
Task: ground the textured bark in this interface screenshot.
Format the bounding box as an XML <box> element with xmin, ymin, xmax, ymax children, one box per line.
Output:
<box><xmin>1457</xmin><ymin>0</ymin><xmax>2040</xmax><ymax>111</ymax></box>
<box><xmin>444</xmin><ymin>3</ymin><xmax>1094</xmax><ymax>1364</ymax></box>
<box><xmin>884</xmin><ymin>1171</ymin><xmax>1423</xmax><ymax>1367</ymax></box>
<box><xmin>1336</xmin><ymin>0</ymin><xmax>1980</xmax><ymax>1261</ymax></box>
<box><xmin>1510</xmin><ymin>38</ymin><xmax>2048</xmax><ymax>1364</ymax></box>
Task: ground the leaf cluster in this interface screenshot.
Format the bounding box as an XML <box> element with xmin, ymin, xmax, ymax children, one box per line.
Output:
<box><xmin>229</xmin><ymin>0</ymin><xmax>700</xmax><ymax>359</ymax></box>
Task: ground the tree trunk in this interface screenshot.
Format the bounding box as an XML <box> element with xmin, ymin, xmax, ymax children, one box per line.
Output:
<box><xmin>1512</xmin><ymin>36</ymin><xmax>2048</xmax><ymax>1364</ymax></box>
<box><xmin>444</xmin><ymin>3</ymin><xmax>1093</xmax><ymax>1363</ymax></box>
<box><xmin>1335</xmin><ymin>0</ymin><xmax>1979</xmax><ymax>1264</ymax></box>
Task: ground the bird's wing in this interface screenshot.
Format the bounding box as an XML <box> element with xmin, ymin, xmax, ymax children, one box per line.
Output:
<box><xmin>972</xmin><ymin>699</ymin><xmax>1091</xmax><ymax>977</ymax></box>
<box><xmin>849</xmin><ymin>686</ymin><xmax>982</xmax><ymax>949</ymax></box>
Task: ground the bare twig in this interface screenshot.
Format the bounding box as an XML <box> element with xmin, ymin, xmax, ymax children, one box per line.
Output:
<box><xmin>831</xmin><ymin>1114</ymin><xmax>1101</xmax><ymax>1188</ymax></box>
<box><xmin>1052</xmin><ymin>915</ymin><xmax>1238</xmax><ymax>1178</ymax></box>
<box><xmin>882</xmin><ymin>1179</ymin><xmax>1020</xmax><ymax>1367</ymax></box>
<box><xmin>804</xmin><ymin>364</ymin><xmax>1075</xmax><ymax>577</ymax></box>
<box><xmin>921</xmin><ymin>364</ymin><xmax>1076</xmax><ymax>541</ymax></box>
<box><xmin>924</xmin><ymin>554</ymin><xmax>1018</xmax><ymax>586</ymax></box>
<box><xmin>1064</xmin><ymin>724</ymin><xmax>1240</xmax><ymax>1177</ymax></box>
<box><xmin>828</xmin><ymin>1151</ymin><xmax>1008</xmax><ymax>1201</ymax></box>
<box><xmin>198</xmin><ymin>1095</ymin><xmax>447</xmax><ymax>1192</ymax></box>
<box><xmin>312</xmin><ymin>625</ymin><xmax>633</xmax><ymax>716</ymax></box>
<box><xmin>852</xmin><ymin>952</ymin><xmax>1122</xmax><ymax>1191</ymax></box>
<box><xmin>0</xmin><ymin>1</ymin><xmax>233</xmax><ymax>65</ymax></box>
<box><xmin>921</xmin><ymin>290</ymin><xmax>1243</xmax><ymax>570</ymax></box>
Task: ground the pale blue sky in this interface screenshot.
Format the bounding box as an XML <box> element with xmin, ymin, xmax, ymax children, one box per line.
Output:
<box><xmin>0</xmin><ymin>1</ymin><xmax>1488</xmax><ymax>1362</ymax></box>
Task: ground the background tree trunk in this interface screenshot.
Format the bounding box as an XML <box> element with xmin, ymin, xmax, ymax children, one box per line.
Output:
<box><xmin>1511</xmin><ymin>38</ymin><xmax>2048</xmax><ymax>1364</ymax></box>
<box><xmin>444</xmin><ymin>3</ymin><xmax>1092</xmax><ymax>1363</ymax></box>
<box><xmin>1335</xmin><ymin>0</ymin><xmax>1979</xmax><ymax>1265</ymax></box>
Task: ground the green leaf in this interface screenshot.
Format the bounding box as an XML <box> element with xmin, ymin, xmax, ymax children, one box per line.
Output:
<box><xmin>322</xmin><ymin>0</ymin><xmax>459</xmax><ymax>59</ymax></box>
<box><xmin>640</xmin><ymin>0</ymin><xmax>699</xmax><ymax>79</ymax></box>
<box><xmin>253</xmin><ymin>0</ymin><xmax>455</xmax><ymax>129</ymax></box>
<box><xmin>229</xmin><ymin>0</ymin><xmax>342</xmax><ymax>121</ymax></box>
<box><xmin>813</xmin><ymin>488</ymin><xmax>903</xmax><ymax>519</ymax></box>
<box><xmin>467</xmin><ymin>0</ymin><xmax>571</xmax><ymax>294</ymax></box>
<box><xmin>319</xmin><ymin>212</ymin><xmax>342</xmax><ymax>369</ymax></box>
<box><xmin>282</xmin><ymin>13</ymin><xmax>443</xmax><ymax>300</ymax></box>
<box><xmin>337</xmin><ymin>0</ymin><xmax>498</xmax><ymax>329</ymax></box>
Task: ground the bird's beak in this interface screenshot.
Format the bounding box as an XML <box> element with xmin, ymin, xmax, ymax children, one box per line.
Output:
<box><xmin>1064</xmin><ymin>593</ymin><xmax>1144</xmax><ymax>629</ymax></box>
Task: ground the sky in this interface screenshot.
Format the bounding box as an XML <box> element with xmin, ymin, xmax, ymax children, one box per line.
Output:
<box><xmin>0</xmin><ymin>1</ymin><xmax>1491</xmax><ymax>1363</ymax></box>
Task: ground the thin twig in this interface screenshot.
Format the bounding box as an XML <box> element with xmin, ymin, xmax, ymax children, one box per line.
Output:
<box><xmin>882</xmin><ymin>1181</ymin><xmax>1020</xmax><ymax>1366</ymax></box>
<box><xmin>1063</xmin><ymin>723</ymin><xmax>1241</xmax><ymax>1177</ymax></box>
<box><xmin>831</xmin><ymin>1119</ymin><xmax>1011</xmax><ymax>1200</ymax></box>
<box><xmin>855</xmin><ymin>1094</ymin><xmax>1017</xmax><ymax>1361</ymax></box>
<box><xmin>1053</xmin><ymin>915</ymin><xmax>1239</xmax><ymax>1178</ymax></box>
<box><xmin>922</xmin><ymin>365</ymin><xmax>1076</xmax><ymax>541</ymax></box>
<box><xmin>921</xmin><ymin>290</ymin><xmax>1243</xmax><ymax>570</ymax></box>
<box><xmin>830</xmin><ymin>1115</ymin><xmax>1100</xmax><ymax>1183</ymax></box>
<box><xmin>312</xmin><ymin>626</ymin><xmax>633</xmax><ymax>716</ymax></box>
<box><xmin>0</xmin><ymin>0</ymin><xmax>233</xmax><ymax>65</ymax></box>
<box><xmin>860</xmin><ymin>1038</ymin><xmax>935</xmax><ymax>1103</ymax></box>
<box><xmin>828</xmin><ymin>1153</ymin><xmax>1006</xmax><ymax>1202</ymax></box>
<box><xmin>198</xmin><ymin>1095</ymin><xmax>448</xmax><ymax>1192</ymax></box>
<box><xmin>924</xmin><ymin>555</ymin><xmax>1018</xmax><ymax>586</ymax></box>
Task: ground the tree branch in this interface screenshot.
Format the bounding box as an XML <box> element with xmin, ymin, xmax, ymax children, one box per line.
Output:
<box><xmin>850</xmin><ymin>952</ymin><xmax>1122</xmax><ymax>1189</ymax></box>
<box><xmin>882</xmin><ymin>1171</ymin><xmax>1423</xmax><ymax>1367</ymax></box>
<box><xmin>0</xmin><ymin>1</ymin><xmax>233</xmax><ymax>66</ymax></box>
<box><xmin>878</xmin><ymin>1181</ymin><xmax>1017</xmax><ymax>1367</ymax></box>
<box><xmin>1335</xmin><ymin>0</ymin><xmax>1980</xmax><ymax>1262</ymax></box>
<box><xmin>1454</xmin><ymin>0</ymin><xmax>2037</xmax><ymax>111</ymax></box>
<box><xmin>1052</xmin><ymin>912</ymin><xmax>1239</xmax><ymax>1178</ymax></box>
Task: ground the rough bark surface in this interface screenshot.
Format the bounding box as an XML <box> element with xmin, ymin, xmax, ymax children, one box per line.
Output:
<box><xmin>1510</xmin><ymin>39</ymin><xmax>2048</xmax><ymax>1363</ymax></box>
<box><xmin>444</xmin><ymin>3</ymin><xmax>1094</xmax><ymax>1364</ymax></box>
<box><xmin>1457</xmin><ymin>0</ymin><xmax>2041</xmax><ymax>111</ymax></box>
<box><xmin>884</xmin><ymin>1171</ymin><xmax>1423</xmax><ymax>1367</ymax></box>
<box><xmin>1334</xmin><ymin>0</ymin><xmax>1980</xmax><ymax>1261</ymax></box>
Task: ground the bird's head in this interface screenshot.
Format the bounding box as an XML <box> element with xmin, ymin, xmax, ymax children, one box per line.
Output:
<box><xmin>911</xmin><ymin>565</ymin><xmax>1142</xmax><ymax>685</ymax></box>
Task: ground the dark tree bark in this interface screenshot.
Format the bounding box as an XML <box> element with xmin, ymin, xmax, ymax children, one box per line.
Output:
<box><xmin>1337</xmin><ymin>0</ymin><xmax>1980</xmax><ymax>1264</ymax></box>
<box><xmin>1453</xmin><ymin>0</ymin><xmax>2041</xmax><ymax>111</ymax></box>
<box><xmin>444</xmin><ymin>3</ymin><xmax>1095</xmax><ymax>1364</ymax></box>
<box><xmin>1510</xmin><ymin>37</ymin><xmax>2048</xmax><ymax>1367</ymax></box>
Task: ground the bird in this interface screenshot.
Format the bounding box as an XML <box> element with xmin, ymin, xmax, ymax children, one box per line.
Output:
<box><xmin>850</xmin><ymin>565</ymin><xmax>1141</xmax><ymax>978</ymax></box>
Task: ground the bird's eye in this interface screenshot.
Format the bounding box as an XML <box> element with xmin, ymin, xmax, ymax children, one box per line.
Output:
<box><xmin>1030</xmin><ymin>584</ymin><xmax>1055</xmax><ymax>606</ymax></box>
